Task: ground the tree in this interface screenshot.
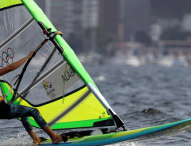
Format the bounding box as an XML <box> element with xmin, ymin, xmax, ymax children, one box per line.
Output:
<box><xmin>161</xmin><ymin>27</ymin><xmax>191</xmax><ymax>40</ymax></box>
<box><xmin>96</xmin><ymin>27</ymin><xmax>114</xmax><ymax>53</ymax></box>
<box><xmin>135</xmin><ymin>31</ymin><xmax>151</xmax><ymax>46</ymax></box>
<box><xmin>67</xmin><ymin>33</ymin><xmax>82</xmax><ymax>53</ymax></box>
<box><xmin>84</xmin><ymin>27</ymin><xmax>114</xmax><ymax>54</ymax></box>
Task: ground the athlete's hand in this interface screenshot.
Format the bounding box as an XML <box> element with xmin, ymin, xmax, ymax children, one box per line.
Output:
<box><xmin>27</xmin><ymin>51</ymin><xmax>35</xmax><ymax>59</ymax></box>
<box><xmin>0</xmin><ymin>97</ymin><xmax>7</xmax><ymax>104</ymax></box>
<box><xmin>0</xmin><ymin>97</ymin><xmax>4</xmax><ymax>101</ymax></box>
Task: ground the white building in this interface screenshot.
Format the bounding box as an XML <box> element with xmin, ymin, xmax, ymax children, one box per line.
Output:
<box><xmin>82</xmin><ymin>0</ymin><xmax>99</xmax><ymax>28</ymax></box>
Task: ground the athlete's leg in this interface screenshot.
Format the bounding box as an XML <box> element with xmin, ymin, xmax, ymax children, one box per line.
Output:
<box><xmin>8</xmin><ymin>104</ymin><xmax>69</xmax><ymax>145</ymax></box>
<box><xmin>8</xmin><ymin>105</ymin><xmax>47</xmax><ymax>144</ymax></box>
<box><xmin>20</xmin><ymin>117</ymin><xmax>40</xmax><ymax>144</ymax></box>
<box><xmin>8</xmin><ymin>105</ymin><xmax>48</xmax><ymax>129</ymax></box>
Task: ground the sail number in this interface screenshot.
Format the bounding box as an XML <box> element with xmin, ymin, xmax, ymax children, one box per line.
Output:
<box><xmin>62</xmin><ymin>67</ymin><xmax>75</xmax><ymax>82</ymax></box>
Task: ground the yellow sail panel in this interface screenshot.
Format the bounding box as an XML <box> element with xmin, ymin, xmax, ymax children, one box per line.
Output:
<box><xmin>0</xmin><ymin>0</ymin><xmax>22</xmax><ymax>10</ymax></box>
<box><xmin>56</xmin><ymin>93</ymin><xmax>110</xmax><ymax>123</ymax></box>
<box><xmin>15</xmin><ymin>86</ymin><xmax>113</xmax><ymax>129</ymax></box>
<box><xmin>17</xmin><ymin>86</ymin><xmax>89</xmax><ymax>122</ymax></box>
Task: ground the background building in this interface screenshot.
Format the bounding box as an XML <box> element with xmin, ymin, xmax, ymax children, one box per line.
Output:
<box><xmin>123</xmin><ymin>0</ymin><xmax>151</xmax><ymax>41</ymax></box>
<box><xmin>36</xmin><ymin>0</ymin><xmax>99</xmax><ymax>40</ymax></box>
<box><xmin>50</xmin><ymin>0</ymin><xmax>83</xmax><ymax>38</ymax></box>
<box><xmin>99</xmin><ymin>0</ymin><xmax>151</xmax><ymax>42</ymax></box>
<box><xmin>99</xmin><ymin>0</ymin><xmax>120</xmax><ymax>40</ymax></box>
<box><xmin>83</xmin><ymin>0</ymin><xmax>99</xmax><ymax>28</ymax></box>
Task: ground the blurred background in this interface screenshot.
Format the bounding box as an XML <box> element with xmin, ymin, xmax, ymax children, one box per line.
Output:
<box><xmin>35</xmin><ymin>0</ymin><xmax>191</xmax><ymax>67</ymax></box>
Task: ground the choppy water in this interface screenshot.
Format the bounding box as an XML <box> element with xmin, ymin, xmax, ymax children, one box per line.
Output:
<box><xmin>1</xmin><ymin>63</ymin><xmax>191</xmax><ymax>145</ymax></box>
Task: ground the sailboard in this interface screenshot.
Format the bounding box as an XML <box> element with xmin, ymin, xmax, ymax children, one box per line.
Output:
<box><xmin>0</xmin><ymin>0</ymin><xmax>190</xmax><ymax>145</ymax></box>
<box><xmin>39</xmin><ymin>118</ymin><xmax>191</xmax><ymax>146</ymax></box>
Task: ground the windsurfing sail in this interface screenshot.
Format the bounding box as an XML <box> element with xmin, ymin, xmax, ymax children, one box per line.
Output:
<box><xmin>0</xmin><ymin>0</ymin><xmax>125</xmax><ymax>130</ymax></box>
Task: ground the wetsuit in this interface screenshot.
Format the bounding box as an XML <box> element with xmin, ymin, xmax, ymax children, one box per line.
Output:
<box><xmin>0</xmin><ymin>97</ymin><xmax>48</xmax><ymax>132</ymax></box>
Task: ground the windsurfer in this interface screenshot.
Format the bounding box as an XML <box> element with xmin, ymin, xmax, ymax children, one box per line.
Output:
<box><xmin>0</xmin><ymin>51</ymin><xmax>68</xmax><ymax>145</ymax></box>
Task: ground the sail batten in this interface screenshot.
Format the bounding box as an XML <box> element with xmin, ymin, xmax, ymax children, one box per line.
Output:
<box><xmin>19</xmin><ymin>59</ymin><xmax>65</xmax><ymax>97</ymax></box>
<box><xmin>0</xmin><ymin>17</ymin><xmax>34</xmax><ymax>50</ymax></box>
<box><xmin>21</xmin><ymin>47</ymin><xmax>57</xmax><ymax>98</ymax></box>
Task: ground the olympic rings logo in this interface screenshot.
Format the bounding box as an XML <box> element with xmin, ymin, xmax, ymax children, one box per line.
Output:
<box><xmin>0</xmin><ymin>47</ymin><xmax>14</xmax><ymax>67</ymax></box>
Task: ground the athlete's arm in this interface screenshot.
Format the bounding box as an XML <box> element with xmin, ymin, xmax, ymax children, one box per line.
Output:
<box><xmin>0</xmin><ymin>51</ymin><xmax>34</xmax><ymax>76</ymax></box>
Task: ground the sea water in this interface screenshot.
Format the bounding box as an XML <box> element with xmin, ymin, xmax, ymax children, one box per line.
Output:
<box><xmin>1</xmin><ymin>63</ymin><xmax>191</xmax><ymax>145</ymax></box>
